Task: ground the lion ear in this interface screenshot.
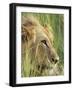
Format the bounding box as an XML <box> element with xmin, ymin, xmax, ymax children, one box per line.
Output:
<box><xmin>44</xmin><ymin>25</ymin><xmax>54</xmax><ymax>43</ymax></box>
<box><xmin>48</xmin><ymin>30</ymin><xmax>54</xmax><ymax>43</ymax></box>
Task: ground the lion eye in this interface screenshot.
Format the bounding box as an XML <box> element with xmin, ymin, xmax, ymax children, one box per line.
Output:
<box><xmin>41</xmin><ymin>40</ymin><xmax>46</xmax><ymax>44</ymax></box>
<box><xmin>41</xmin><ymin>40</ymin><xmax>49</xmax><ymax>48</ymax></box>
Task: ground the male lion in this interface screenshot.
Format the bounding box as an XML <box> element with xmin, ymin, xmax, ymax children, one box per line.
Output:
<box><xmin>21</xmin><ymin>15</ymin><xmax>60</xmax><ymax>77</ymax></box>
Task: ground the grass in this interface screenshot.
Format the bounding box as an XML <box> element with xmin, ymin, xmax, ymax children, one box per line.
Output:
<box><xmin>21</xmin><ymin>12</ymin><xmax>64</xmax><ymax>77</ymax></box>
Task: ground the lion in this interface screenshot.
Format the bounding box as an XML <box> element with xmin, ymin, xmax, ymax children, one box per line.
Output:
<box><xmin>21</xmin><ymin>15</ymin><xmax>60</xmax><ymax>77</ymax></box>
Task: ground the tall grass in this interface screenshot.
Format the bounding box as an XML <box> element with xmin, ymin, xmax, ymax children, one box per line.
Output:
<box><xmin>21</xmin><ymin>12</ymin><xmax>64</xmax><ymax>77</ymax></box>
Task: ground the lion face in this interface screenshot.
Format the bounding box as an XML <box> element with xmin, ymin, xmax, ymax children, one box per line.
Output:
<box><xmin>21</xmin><ymin>16</ymin><xmax>59</xmax><ymax>65</ymax></box>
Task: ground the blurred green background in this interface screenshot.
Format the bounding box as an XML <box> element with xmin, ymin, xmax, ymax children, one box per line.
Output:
<box><xmin>21</xmin><ymin>13</ymin><xmax>64</xmax><ymax>77</ymax></box>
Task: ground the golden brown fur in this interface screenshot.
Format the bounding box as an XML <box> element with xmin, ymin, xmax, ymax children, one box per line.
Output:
<box><xmin>21</xmin><ymin>15</ymin><xmax>60</xmax><ymax>76</ymax></box>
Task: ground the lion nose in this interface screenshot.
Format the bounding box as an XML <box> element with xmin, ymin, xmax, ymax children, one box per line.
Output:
<box><xmin>52</xmin><ymin>57</ymin><xmax>59</xmax><ymax>64</ymax></box>
<box><xmin>54</xmin><ymin>57</ymin><xmax>59</xmax><ymax>63</ymax></box>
